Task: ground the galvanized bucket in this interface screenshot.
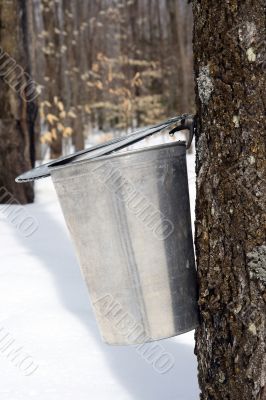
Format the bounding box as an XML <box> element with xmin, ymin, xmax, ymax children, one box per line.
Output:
<box><xmin>16</xmin><ymin>115</ymin><xmax>199</xmax><ymax>345</ymax></box>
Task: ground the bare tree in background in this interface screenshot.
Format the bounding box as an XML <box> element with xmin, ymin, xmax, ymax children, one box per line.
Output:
<box><xmin>0</xmin><ymin>0</ymin><xmax>36</xmax><ymax>204</ymax></box>
<box><xmin>193</xmin><ymin>1</ymin><xmax>266</xmax><ymax>398</ymax></box>
<box><xmin>29</xmin><ymin>0</ymin><xmax>194</xmax><ymax>157</ymax></box>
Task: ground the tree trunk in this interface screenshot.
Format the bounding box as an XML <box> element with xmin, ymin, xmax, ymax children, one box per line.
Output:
<box><xmin>193</xmin><ymin>1</ymin><xmax>266</xmax><ymax>399</ymax></box>
<box><xmin>0</xmin><ymin>0</ymin><xmax>36</xmax><ymax>204</ymax></box>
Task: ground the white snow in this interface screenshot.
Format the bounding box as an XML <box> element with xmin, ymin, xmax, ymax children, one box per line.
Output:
<box><xmin>0</xmin><ymin>144</ymin><xmax>199</xmax><ymax>400</ymax></box>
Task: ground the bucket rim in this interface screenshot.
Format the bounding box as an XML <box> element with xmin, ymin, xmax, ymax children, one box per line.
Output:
<box><xmin>51</xmin><ymin>140</ymin><xmax>186</xmax><ymax>175</ymax></box>
<box><xmin>16</xmin><ymin>114</ymin><xmax>193</xmax><ymax>183</ymax></box>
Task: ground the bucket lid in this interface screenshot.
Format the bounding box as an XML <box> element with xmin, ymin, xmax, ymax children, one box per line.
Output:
<box><xmin>16</xmin><ymin>114</ymin><xmax>195</xmax><ymax>183</ymax></box>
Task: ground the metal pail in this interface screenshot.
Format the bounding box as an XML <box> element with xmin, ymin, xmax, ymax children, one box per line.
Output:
<box><xmin>51</xmin><ymin>141</ymin><xmax>199</xmax><ymax>345</ymax></box>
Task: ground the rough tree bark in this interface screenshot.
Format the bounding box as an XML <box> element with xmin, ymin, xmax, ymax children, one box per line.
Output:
<box><xmin>0</xmin><ymin>0</ymin><xmax>36</xmax><ymax>204</ymax></box>
<box><xmin>193</xmin><ymin>1</ymin><xmax>266</xmax><ymax>399</ymax></box>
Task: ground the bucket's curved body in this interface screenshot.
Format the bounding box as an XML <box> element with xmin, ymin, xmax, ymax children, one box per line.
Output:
<box><xmin>51</xmin><ymin>141</ymin><xmax>199</xmax><ymax>345</ymax></box>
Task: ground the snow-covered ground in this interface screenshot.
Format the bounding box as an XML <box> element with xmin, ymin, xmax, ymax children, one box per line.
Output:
<box><xmin>0</xmin><ymin>142</ymin><xmax>199</xmax><ymax>400</ymax></box>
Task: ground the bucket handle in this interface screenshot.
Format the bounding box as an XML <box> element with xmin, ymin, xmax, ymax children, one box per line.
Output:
<box><xmin>169</xmin><ymin>115</ymin><xmax>195</xmax><ymax>150</ymax></box>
